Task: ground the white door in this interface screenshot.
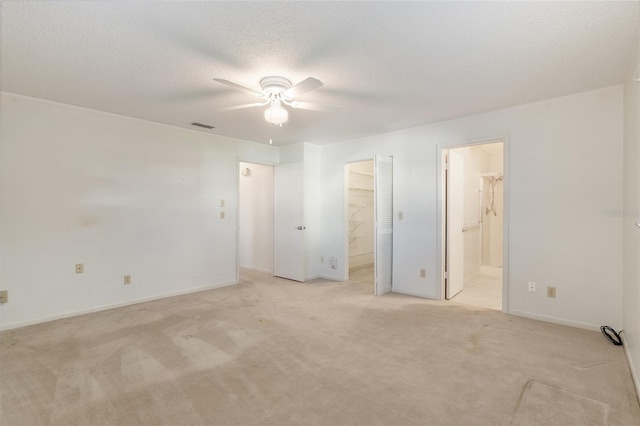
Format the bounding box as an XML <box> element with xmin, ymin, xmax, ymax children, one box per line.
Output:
<box><xmin>374</xmin><ymin>155</ymin><xmax>393</xmax><ymax>295</ymax></box>
<box><xmin>273</xmin><ymin>161</ymin><xmax>306</xmax><ymax>282</ymax></box>
<box><xmin>446</xmin><ymin>150</ymin><xmax>464</xmax><ymax>299</ymax></box>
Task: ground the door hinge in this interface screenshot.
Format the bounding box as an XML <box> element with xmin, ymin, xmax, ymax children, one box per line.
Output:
<box><xmin>444</xmin><ymin>271</ymin><xmax>449</xmax><ymax>280</ymax></box>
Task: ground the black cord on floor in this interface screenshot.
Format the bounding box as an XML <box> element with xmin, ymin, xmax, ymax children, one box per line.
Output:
<box><xmin>600</xmin><ymin>325</ymin><xmax>623</xmax><ymax>346</ymax></box>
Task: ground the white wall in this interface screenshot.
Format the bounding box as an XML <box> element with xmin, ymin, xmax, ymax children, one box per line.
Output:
<box><xmin>488</xmin><ymin>149</ymin><xmax>504</xmax><ymax>267</ymax></box>
<box><xmin>319</xmin><ymin>86</ymin><xmax>624</xmax><ymax>330</ymax></box>
<box><xmin>239</xmin><ymin>162</ymin><xmax>273</xmax><ymax>273</ymax></box>
<box><xmin>0</xmin><ymin>93</ymin><xmax>279</xmax><ymax>329</ymax></box>
<box><xmin>622</xmin><ymin>49</ymin><xmax>640</xmax><ymax>395</ymax></box>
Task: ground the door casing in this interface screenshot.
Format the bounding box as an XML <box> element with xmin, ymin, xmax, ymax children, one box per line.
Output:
<box><xmin>436</xmin><ymin>136</ymin><xmax>510</xmax><ymax>312</ymax></box>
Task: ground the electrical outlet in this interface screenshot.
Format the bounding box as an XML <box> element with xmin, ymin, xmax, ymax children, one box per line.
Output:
<box><xmin>547</xmin><ymin>286</ymin><xmax>556</xmax><ymax>298</ymax></box>
<box><xmin>124</xmin><ymin>275</ymin><xmax>132</xmax><ymax>285</ymax></box>
<box><xmin>528</xmin><ymin>281</ymin><xmax>536</xmax><ymax>293</ymax></box>
<box><xmin>0</xmin><ymin>290</ymin><xmax>8</xmax><ymax>303</ymax></box>
<box><xmin>220</xmin><ymin>199</ymin><xmax>225</xmax><ymax>207</ymax></box>
<box><xmin>220</xmin><ymin>211</ymin><xmax>225</xmax><ymax>219</ymax></box>
<box><xmin>420</xmin><ymin>268</ymin><xmax>426</xmax><ymax>278</ymax></box>
<box><xmin>75</xmin><ymin>263</ymin><xmax>84</xmax><ymax>274</ymax></box>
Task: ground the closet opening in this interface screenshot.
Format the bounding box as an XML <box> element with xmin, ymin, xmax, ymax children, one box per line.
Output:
<box><xmin>346</xmin><ymin>160</ymin><xmax>375</xmax><ymax>292</ymax></box>
<box><xmin>443</xmin><ymin>142</ymin><xmax>505</xmax><ymax>310</ymax></box>
<box><xmin>238</xmin><ymin>161</ymin><xmax>274</xmax><ymax>279</ymax></box>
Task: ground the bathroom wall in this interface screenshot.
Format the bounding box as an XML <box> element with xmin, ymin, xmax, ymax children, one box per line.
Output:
<box><xmin>485</xmin><ymin>146</ymin><xmax>504</xmax><ymax>268</ymax></box>
<box><xmin>451</xmin><ymin>146</ymin><xmax>491</xmax><ymax>281</ymax></box>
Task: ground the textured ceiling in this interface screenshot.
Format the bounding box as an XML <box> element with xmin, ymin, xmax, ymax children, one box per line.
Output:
<box><xmin>2</xmin><ymin>1</ymin><xmax>638</xmax><ymax>146</ymax></box>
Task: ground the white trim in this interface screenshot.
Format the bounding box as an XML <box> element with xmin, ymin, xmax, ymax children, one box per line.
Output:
<box><xmin>392</xmin><ymin>289</ymin><xmax>434</xmax><ymax>299</ymax></box>
<box><xmin>436</xmin><ymin>135</ymin><xmax>510</xmax><ymax>314</ymax></box>
<box><xmin>479</xmin><ymin>266</ymin><xmax>502</xmax><ymax>277</ymax></box>
<box><xmin>238</xmin><ymin>265</ymin><xmax>273</xmax><ymax>275</ymax></box>
<box><xmin>319</xmin><ymin>273</ymin><xmax>346</xmax><ymax>281</ymax></box>
<box><xmin>620</xmin><ymin>331</ymin><xmax>640</xmax><ymax>405</ymax></box>
<box><xmin>508</xmin><ymin>310</ymin><xmax>599</xmax><ymax>331</ymax></box>
<box><xmin>0</xmin><ymin>280</ymin><xmax>237</xmax><ymax>332</ymax></box>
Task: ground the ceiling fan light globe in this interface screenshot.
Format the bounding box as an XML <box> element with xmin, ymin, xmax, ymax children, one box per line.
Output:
<box><xmin>264</xmin><ymin>105</ymin><xmax>289</xmax><ymax>125</ymax></box>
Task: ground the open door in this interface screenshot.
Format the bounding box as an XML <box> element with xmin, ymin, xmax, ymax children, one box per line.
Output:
<box><xmin>273</xmin><ymin>161</ymin><xmax>306</xmax><ymax>282</ymax></box>
<box><xmin>374</xmin><ymin>155</ymin><xmax>393</xmax><ymax>295</ymax></box>
<box><xmin>446</xmin><ymin>150</ymin><xmax>464</xmax><ymax>299</ymax></box>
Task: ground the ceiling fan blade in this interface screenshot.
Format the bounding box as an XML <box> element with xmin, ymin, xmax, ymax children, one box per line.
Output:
<box><xmin>284</xmin><ymin>77</ymin><xmax>323</xmax><ymax>98</ymax></box>
<box><xmin>213</xmin><ymin>78</ymin><xmax>264</xmax><ymax>98</ymax></box>
<box><xmin>215</xmin><ymin>102</ymin><xmax>267</xmax><ymax>112</ymax></box>
<box><xmin>290</xmin><ymin>101</ymin><xmax>339</xmax><ymax>112</ymax></box>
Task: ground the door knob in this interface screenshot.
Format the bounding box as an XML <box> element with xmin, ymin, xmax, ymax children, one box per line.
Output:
<box><xmin>297</xmin><ymin>226</ymin><xmax>306</xmax><ymax>230</ymax></box>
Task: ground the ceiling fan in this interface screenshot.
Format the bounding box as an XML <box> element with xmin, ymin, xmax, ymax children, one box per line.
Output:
<box><xmin>213</xmin><ymin>76</ymin><xmax>337</xmax><ymax>126</ymax></box>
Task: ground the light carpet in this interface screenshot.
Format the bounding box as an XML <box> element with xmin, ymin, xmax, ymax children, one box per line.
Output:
<box><xmin>1</xmin><ymin>269</ymin><xmax>638</xmax><ymax>425</ymax></box>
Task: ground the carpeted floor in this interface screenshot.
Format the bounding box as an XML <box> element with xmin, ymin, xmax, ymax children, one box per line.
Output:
<box><xmin>1</xmin><ymin>269</ymin><xmax>638</xmax><ymax>425</ymax></box>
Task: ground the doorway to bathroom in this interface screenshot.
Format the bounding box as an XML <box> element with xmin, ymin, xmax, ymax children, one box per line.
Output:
<box><xmin>444</xmin><ymin>142</ymin><xmax>504</xmax><ymax>310</ymax></box>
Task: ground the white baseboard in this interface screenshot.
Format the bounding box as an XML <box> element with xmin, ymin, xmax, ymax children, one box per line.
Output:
<box><xmin>0</xmin><ymin>280</ymin><xmax>238</xmax><ymax>331</ymax></box>
<box><xmin>480</xmin><ymin>265</ymin><xmax>502</xmax><ymax>277</ymax></box>
<box><xmin>620</xmin><ymin>331</ymin><xmax>640</xmax><ymax>405</ymax></box>
<box><xmin>508</xmin><ymin>310</ymin><xmax>600</xmax><ymax>331</ymax></box>
<box><xmin>464</xmin><ymin>272</ymin><xmax>480</xmax><ymax>283</ymax></box>
<box><xmin>391</xmin><ymin>288</ymin><xmax>436</xmax><ymax>299</ymax></box>
<box><xmin>319</xmin><ymin>273</ymin><xmax>345</xmax><ymax>281</ymax></box>
<box><xmin>239</xmin><ymin>265</ymin><xmax>273</xmax><ymax>274</ymax></box>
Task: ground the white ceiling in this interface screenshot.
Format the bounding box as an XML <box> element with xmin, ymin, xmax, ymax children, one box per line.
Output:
<box><xmin>2</xmin><ymin>1</ymin><xmax>638</xmax><ymax>146</ymax></box>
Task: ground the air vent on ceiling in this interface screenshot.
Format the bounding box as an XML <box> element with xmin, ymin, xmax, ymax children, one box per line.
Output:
<box><xmin>191</xmin><ymin>122</ymin><xmax>215</xmax><ymax>129</ymax></box>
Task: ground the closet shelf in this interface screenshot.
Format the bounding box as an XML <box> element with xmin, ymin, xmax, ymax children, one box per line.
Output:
<box><xmin>350</xmin><ymin>171</ymin><xmax>374</xmax><ymax>177</ymax></box>
<box><xmin>350</xmin><ymin>220</ymin><xmax>365</xmax><ymax>233</ymax></box>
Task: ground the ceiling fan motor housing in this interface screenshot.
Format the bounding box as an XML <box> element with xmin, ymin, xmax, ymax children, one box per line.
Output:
<box><xmin>260</xmin><ymin>76</ymin><xmax>292</xmax><ymax>97</ymax></box>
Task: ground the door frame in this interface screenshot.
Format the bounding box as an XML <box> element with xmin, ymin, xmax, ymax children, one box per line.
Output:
<box><xmin>235</xmin><ymin>158</ymin><xmax>276</xmax><ymax>285</ymax></box>
<box><xmin>436</xmin><ymin>135</ymin><xmax>510</xmax><ymax>313</ymax></box>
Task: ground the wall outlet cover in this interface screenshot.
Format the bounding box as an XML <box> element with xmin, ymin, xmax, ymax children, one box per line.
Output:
<box><xmin>547</xmin><ymin>286</ymin><xmax>556</xmax><ymax>298</ymax></box>
<box><xmin>75</xmin><ymin>263</ymin><xmax>84</xmax><ymax>274</ymax></box>
<box><xmin>0</xmin><ymin>290</ymin><xmax>7</xmax><ymax>303</ymax></box>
